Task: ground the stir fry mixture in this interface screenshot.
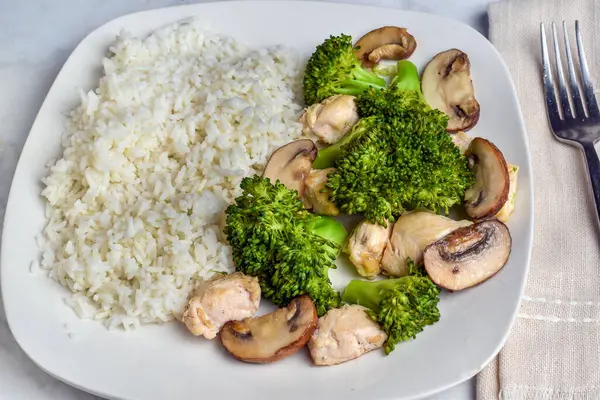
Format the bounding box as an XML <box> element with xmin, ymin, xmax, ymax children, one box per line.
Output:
<box><xmin>179</xmin><ymin>25</ymin><xmax>518</xmax><ymax>366</ymax></box>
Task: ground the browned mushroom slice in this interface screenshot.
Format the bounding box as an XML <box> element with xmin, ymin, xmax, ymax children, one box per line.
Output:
<box><xmin>381</xmin><ymin>210</ymin><xmax>472</xmax><ymax>277</ymax></box>
<box><xmin>423</xmin><ymin>219</ymin><xmax>512</xmax><ymax>291</ymax></box>
<box><xmin>220</xmin><ymin>295</ymin><xmax>318</xmax><ymax>363</ymax></box>
<box><xmin>354</xmin><ymin>27</ymin><xmax>417</xmax><ymax>68</ymax></box>
<box><xmin>421</xmin><ymin>49</ymin><xmax>480</xmax><ymax>132</ymax></box>
<box><xmin>464</xmin><ymin>137</ymin><xmax>510</xmax><ymax>220</ymax></box>
<box><xmin>262</xmin><ymin>140</ymin><xmax>317</xmax><ymax>197</ymax></box>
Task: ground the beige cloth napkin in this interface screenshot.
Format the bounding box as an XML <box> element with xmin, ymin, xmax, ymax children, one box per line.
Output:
<box><xmin>476</xmin><ymin>0</ymin><xmax>600</xmax><ymax>399</ymax></box>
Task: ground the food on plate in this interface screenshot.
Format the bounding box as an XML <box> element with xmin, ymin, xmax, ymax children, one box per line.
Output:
<box><xmin>302</xmin><ymin>34</ymin><xmax>386</xmax><ymax>106</ymax></box>
<box><xmin>220</xmin><ymin>295</ymin><xmax>318</xmax><ymax>363</ymax></box>
<box><xmin>464</xmin><ymin>137</ymin><xmax>510</xmax><ymax>220</ymax></box>
<box><xmin>312</xmin><ymin>115</ymin><xmax>369</xmax><ymax>169</ymax></box>
<box><xmin>262</xmin><ymin>139</ymin><xmax>318</xmax><ymax>198</ymax></box>
<box><xmin>450</xmin><ymin>131</ymin><xmax>474</xmax><ymax>155</ymax></box>
<box><xmin>381</xmin><ymin>210</ymin><xmax>472</xmax><ymax>277</ymax></box>
<box><xmin>354</xmin><ymin>26</ymin><xmax>417</xmax><ymax>67</ymax></box>
<box><xmin>342</xmin><ymin>260</ymin><xmax>440</xmax><ymax>354</ymax></box>
<box><xmin>38</xmin><ymin>20</ymin><xmax>304</xmax><ymax>328</ymax></box>
<box><xmin>37</xmin><ymin>19</ymin><xmax>519</xmax><ymax>365</ymax></box>
<box><xmin>325</xmin><ymin>65</ymin><xmax>474</xmax><ymax>225</ymax></box>
<box><xmin>424</xmin><ymin>219</ymin><xmax>512</xmax><ymax>291</ymax></box>
<box><xmin>308</xmin><ymin>304</ymin><xmax>386</xmax><ymax>365</ymax></box>
<box><xmin>225</xmin><ymin>176</ymin><xmax>347</xmax><ymax>316</ymax></box>
<box><xmin>312</xmin><ymin>60</ymin><xmax>421</xmax><ymax>169</ymax></box>
<box><xmin>421</xmin><ymin>49</ymin><xmax>480</xmax><ymax>132</ymax></box>
<box><xmin>303</xmin><ymin>168</ymin><xmax>340</xmax><ymax>216</ymax></box>
<box><xmin>181</xmin><ymin>272</ymin><xmax>260</xmax><ymax>339</ymax></box>
<box><xmin>299</xmin><ymin>95</ymin><xmax>359</xmax><ymax>144</ymax></box>
<box><xmin>496</xmin><ymin>164</ymin><xmax>519</xmax><ymax>222</ymax></box>
<box><xmin>346</xmin><ymin>220</ymin><xmax>393</xmax><ymax>278</ymax></box>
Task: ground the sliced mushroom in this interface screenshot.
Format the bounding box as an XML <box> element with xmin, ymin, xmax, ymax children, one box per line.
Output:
<box><xmin>464</xmin><ymin>137</ymin><xmax>510</xmax><ymax>220</ymax></box>
<box><xmin>354</xmin><ymin>27</ymin><xmax>417</xmax><ymax>68</ymax></box>
<box><xmin>381</xmin><ymin>210</ymin><xmax>472</xmax><ymax>277</ymax></box>
<box><xmin>421</xmin><ymin>49</ymin><xmax>480</xmax><ymax>132</ymax></box>
<box><xmin>263</xmin><ymin>140</ymin><xmax>317</xmax><ymax>197</ymax></box>
<box><xmin>423</xmin><ymin>219</ymin><xmax>511</xmax><ymax>291</ymax></box>
<box><xmin>299</xmin><ymin>95</ymin><xmax>359</xmax><ymax>145</ymax></box>
<box><xmin>220</xmin><ymin>295</ymin><xmax>318</xmax><ymax>363</ymax></box>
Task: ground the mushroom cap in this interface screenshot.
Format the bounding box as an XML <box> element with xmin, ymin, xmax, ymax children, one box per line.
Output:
<box><xmin>262</xmin><ymin>139</ymin><xmax>318</xmax><ymax>197</ymax></box>
<box><xmin>421</xmin><ymin>49</ymin><xmax>480</xmax><ymax>132</ymax></box>
<box><xmin>354</xmin><ymin>26</ymin><xmax>417</xmax><ymax>68</ymax></box>
<box><xmin>220</xmin><ymin>295</ymin><xmax>318</xmax><ymax>363</ymax></box>
<box><xmin>464</xmin><ymin>137</ymin><xmax>510</xmax><ymax>220</ymax></box>
<box><xmin>423</xmin><ymin>219</ymin><xmax>512</xmax><ymax>291</ymax></box>
<box><xmin>380</xmin><ymin>210</ymin><xmax>472</xmax><ymax>277</ymax></box>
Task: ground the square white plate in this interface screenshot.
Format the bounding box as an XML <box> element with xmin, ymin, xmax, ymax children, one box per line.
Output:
<box><xmin>1</xmin><ymin>1</ymin><xmax>533</xmax><ymax>399</ymax></box>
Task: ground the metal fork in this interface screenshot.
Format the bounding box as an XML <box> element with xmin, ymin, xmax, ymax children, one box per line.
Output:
<box><xmin>541</xmin><ymin>21</ymin><xmax>600</xmax><ymax>224</ymax></box>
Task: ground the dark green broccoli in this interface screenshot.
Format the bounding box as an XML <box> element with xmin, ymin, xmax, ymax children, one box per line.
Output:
<box><xmin>224</xmin><ymin>175</ymin><xmax>347</xmax><ymax>316</ymax></box>
<box><xmin>342</xmin><ymin>260</ymin><xmax>440</xmax><ymax>354</ymax></box>
<box><xmin>323</xmin><ymin>62</ymin><xmax>474</xmax><ymax>225</ymax></box>
<box><xmin>303</xmin><ymin>34</ymin><xmax>386</xmax><ymax>106</ymax></box>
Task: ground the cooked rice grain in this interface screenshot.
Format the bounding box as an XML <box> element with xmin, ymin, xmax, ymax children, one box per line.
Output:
<box><xmin>40</xmin><ymin>19</ymin><xmax>304</xmax><ymax>329</ymax></box>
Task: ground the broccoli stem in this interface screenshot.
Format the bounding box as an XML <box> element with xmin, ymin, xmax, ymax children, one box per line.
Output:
<box><xmin>304</xmin><ymin>215</ymin><xmax>347</xmax><ymax>256</ymax></box>
<box><xmin>350</xmin><ymin>65</ymin><xmax>387</xmax><ymax>87</ymax></box>
<box><xmin>390</xmin><ymin>60</ymin><xmax>421</xmax><ymax>93</ymax></box>
<box><xmin>342</xmin><ymin>278</ymin><xmax>403</xmax><ymax>312</ymax></box>
<box><xmin>312</xmin><ymin>120</ymin><xmax>368</xmax><ymax>169</ymax></box>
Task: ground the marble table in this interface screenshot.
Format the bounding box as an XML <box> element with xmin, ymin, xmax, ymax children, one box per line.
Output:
<box><xmin>0</xmin><ymin>0</ymin><xmax>496</xmax><ymax>398</ymax></box>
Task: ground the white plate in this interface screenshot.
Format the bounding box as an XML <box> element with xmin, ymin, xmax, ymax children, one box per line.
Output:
<box><xmin>1</xmin><ymin>1</ymin><xmax>534</xmax><ymax>399</ymax></box>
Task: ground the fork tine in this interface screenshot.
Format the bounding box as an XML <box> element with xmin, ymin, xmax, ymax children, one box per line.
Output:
<box><xmin>575</xmin><ymin>20</ymin><xmax>600</xmax><ymax>117</ymax></box>
<box><xmin>562</xmin><ymin>21</ymin><xmax>586</xmax><ymax>118</ymax></box>
<box><xmin>552</xmin><ymin>22</ymin><xmax>573</xmax><ymax>119</ymax></box>
<box><xmin>541</xmin><ymin>23</ymin><xmax>561</xmax><ymax>121</ymax></box>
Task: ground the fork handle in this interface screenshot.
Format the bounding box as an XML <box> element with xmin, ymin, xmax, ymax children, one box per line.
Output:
<box><xmin>582</xmin><ymin>142</ymin><xmax>600</xmax><ymax>224</ymax></box>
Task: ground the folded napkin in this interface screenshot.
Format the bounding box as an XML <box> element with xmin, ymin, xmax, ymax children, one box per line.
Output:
<box><xmin>477</xmin><ymin>0</ymin><xmax>600</xmax><ymax>399</ymax></box>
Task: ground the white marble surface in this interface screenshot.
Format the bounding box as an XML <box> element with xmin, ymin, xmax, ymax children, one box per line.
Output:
<box><xmin>0</xmin><ymin>0</ymin><xmax>496</xmax><ymax>398</ymax></box>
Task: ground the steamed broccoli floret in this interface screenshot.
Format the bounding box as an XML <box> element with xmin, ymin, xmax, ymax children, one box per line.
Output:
<box><xmin>303</xmin><ymin>34</ymin><xmax>386</xmax><ymax>106</ymax></box>
<box><xmin>325</xmin><ymin>65</ymin><xmax>474</xmax><ymax>225</ymax></box>
<box><xmin>342</xmin><ymin>260</ymin><xmax>440</xmax><ymax>354</ymax></box>
<box><xmin>224</xmin><ymin>175</ymin><xmax>347</xmax><ymax>316</ymax></box>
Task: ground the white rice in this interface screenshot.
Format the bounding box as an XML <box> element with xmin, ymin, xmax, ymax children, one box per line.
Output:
<box><xmin>40</xmin><ymin>18</ymin><xmax>304</xmax><ymax>329</ymax></box>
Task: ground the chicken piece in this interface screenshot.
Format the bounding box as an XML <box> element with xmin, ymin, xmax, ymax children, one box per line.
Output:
<box><xmin>450</xmin><ymin>130</ymin><xmax>474</xmax><ymax>155</ymax></box>
<box><xmin>299</xmin><ymin>95</ymin><xmax>359</xmax><ymax>144</ymax></box>
<box><xmin>181</xmin><ymin>272</ymin><xmax>261</xmax><ymax>339</ymax></box>
<box><xmin>495</xmin><ymin>164</ymin><xmax>519</xmax><ymax>222</ymax></box>
<box><xmin>381</xmin><ymin>210</ymin><xmax>472</xmax><ymax>277</ymax></box>
<box><xmin>347</xmin><ymin>220</ymin><xmax>393</xmax><ymax>278</ymax></box>
<box><xmin>308</xmin><ymin>304</ymin><xmax>387</xmax><ymax>366</ymax></box>
<box><xmin>303</xmin><ymin>168</ymin><xmax>339</xmax><ymax>216</ymax></box>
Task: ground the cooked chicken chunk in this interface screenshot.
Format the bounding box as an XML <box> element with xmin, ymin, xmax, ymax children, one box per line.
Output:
<box><xmin>450</xmin><ymin>131</ymin><xmax>473</xmax><ymax>155</ymax></box>
<box><xmin>181</xmin><ymin>272</ymin><xmax>261</xmax><ymax>339</ymax></box>
<box><xmin>347</xmin><ymin>220</ymin><xmax>392</xmax><ymax>278</ymax></box>
<box><xmin>495</xmin><ymin>164</ymin><xmax>519</xmax><ymax>222</ymax></box>
<box><xmin>303</xmin><ymin>168</ymin><xmax>339</xmax><ymax>216</ymax></box>
<box><xmin>299</xmin><ymin>95</ymin><xmax>359</xmax><ymax>144</ymax></box>
<box><xmin>308</xmin><ymin>304</ymin><xmax>387</xmax><ymax>366</ymax></box>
